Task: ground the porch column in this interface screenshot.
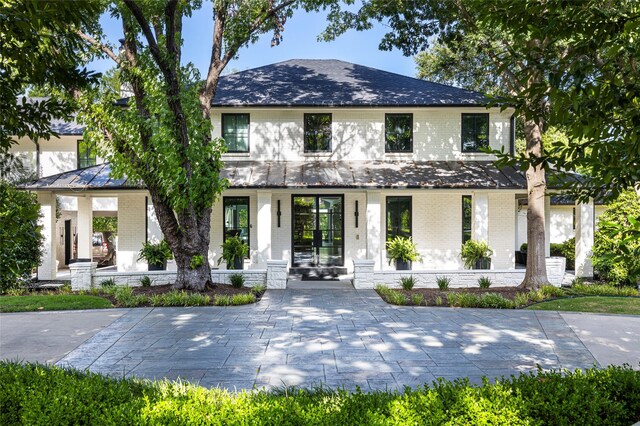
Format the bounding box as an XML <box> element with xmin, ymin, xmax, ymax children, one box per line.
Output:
<box><xmin>366</xmin><ymin>190</ymin><xmax>382</xmax><ymax>269</ymax></box>
<box><xmin>544</xmin><ymin>195</ymin><xmax>551</xmax><ymax>257</ymax></box>
<box><xmin>37</xmin><ymin>192</ymin><xmax>57</xmax><ymax>280</ymax></box>
<box><xmin>473</xmin><ymin>192</ymin><xmax>489</xmax><ymax>241</ymax></box>
<box><xmin>76</xmin><ymin>195</ymin><xmax>93</xmax><ymax>259</ymax></box>
<box><xmin>575</xmin><ymin>199</ymin><xmax>595</xmax><ymax>277</ymax></box>
<box><xmin>117</xmin><ymin>193</ymin><xmax>147</xmax><ymax>271</ymax></box>
<box><xmin>256</xmin><ymin>190</ymin><xmax>272</xmax><ymax>268</ymax></box>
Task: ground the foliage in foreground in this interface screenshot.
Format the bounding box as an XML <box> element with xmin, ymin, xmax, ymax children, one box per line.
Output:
<box><xmin>0</xmin><ymin>362</ymin><xmax>639</xmax><ymax>425</ymax></box>
<box><xmin>0</xmin><ymin>182</ymin><xmax>44</xmax><ymax>293</ymax></box>
<box><xmin>593</xmin><ymin>191</ymin><xmax>640</xmax><ymax>286</ymax></box>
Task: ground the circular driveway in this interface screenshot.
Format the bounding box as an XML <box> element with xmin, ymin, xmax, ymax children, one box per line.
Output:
<box><xmin>5</xmin><ymin>289</ymin><xmax>638</xmax><ymax>391</ymax></box>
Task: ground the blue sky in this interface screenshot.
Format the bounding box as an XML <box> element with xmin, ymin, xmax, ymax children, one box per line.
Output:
<box><xmin>92</xmin><ymin>5</ymin><xmax>418</xmax><ymax>78</ymax></box>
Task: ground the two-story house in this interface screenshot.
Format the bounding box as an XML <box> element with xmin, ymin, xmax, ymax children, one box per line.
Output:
<box><xmin>23</xmin><ymin>60</ymin><xmax>597</xmax><ymax>281</ymax></box>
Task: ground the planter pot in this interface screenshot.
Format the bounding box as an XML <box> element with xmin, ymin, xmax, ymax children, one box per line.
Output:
<box><xmin>227</xmin><ymin>257</ymin><xmax>244</xmax><ymax>270</ymax></box>
<box><xmin>515</xmin><ymin>251</ymin><xmax>527</xmax><ymax>265</ymax></box>
<box><xmin>148</xmin><ymin>262</ymin><xmax>166</xmax><ymax>271</ymax></box>
<box><xmin>474</xmin><ymin>258</ymin><xmax>491</xmax><ymax>270</ymax></box>
<box><xmin>395</xmin><ymin>260</ymin><xmax>411</xmax><ymax>270</ymax></box>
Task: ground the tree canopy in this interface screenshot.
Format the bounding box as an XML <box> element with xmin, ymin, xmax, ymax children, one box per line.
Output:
<box><xmin>0</xmin><ymin>0</ymin><xmax>102</xmax><ymax>152</ymax></box>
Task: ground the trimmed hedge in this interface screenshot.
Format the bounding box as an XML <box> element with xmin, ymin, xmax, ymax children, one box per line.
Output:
<box><xmin>1</xmin><ymin>362</ymin><xmax>639</xmax><ymax>425</ymax></box>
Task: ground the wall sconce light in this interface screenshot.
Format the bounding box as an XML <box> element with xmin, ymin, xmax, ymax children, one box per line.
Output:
<box><xmin>277</xmin><ymin>200</ymin><xmax>282</xmax><ymax>227</ymax></box>
<box><xmin>354</xmin><ymin>200</ymin><xmax>359</xmax><ymax>228</ymax></box>
<box><xmin>59</xmin><ymin>227</ymin><xmax>64</xmax><ymax>245</ymax></box>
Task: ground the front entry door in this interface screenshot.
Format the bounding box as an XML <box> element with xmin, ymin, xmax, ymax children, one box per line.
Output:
<box><xmin>292</xmin><ymin>196</ymin><xmax>343</xmax><ymax>267</ymax></box>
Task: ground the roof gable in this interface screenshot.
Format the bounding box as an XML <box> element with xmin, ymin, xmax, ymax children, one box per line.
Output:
<box><xmin>213</xmin><ymin>59</ymin><xmax>487</xmax><ymax>107</ymax></box>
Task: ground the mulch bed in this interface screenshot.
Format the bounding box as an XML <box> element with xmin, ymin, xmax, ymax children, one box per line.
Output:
<box><xmin>382</xmin><ymin>287</ymin><xmax>528</xmax><ymax>307</ymax></box>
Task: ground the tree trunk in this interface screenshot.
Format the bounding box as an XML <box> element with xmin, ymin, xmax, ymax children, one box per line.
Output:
<box><xmin>520</xmin><ymin>119</ymin><xmax>550</xmax><ymax>289</ymax></box>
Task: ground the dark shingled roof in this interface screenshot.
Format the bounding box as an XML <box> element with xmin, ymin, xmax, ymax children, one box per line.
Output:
<box><xmin>25</xmin><ymin>97</ymin><xmax>84</xmax><ymax>135</ymax></box>
<box><xmin>213</xmin><ymin>59</ymin><xmax>488</xmax><ymax>107</ymax></box>
<box><xmin>22</xmin><ymin>161</ymin><xmax>527</xmax><ymax>191</ymax></box>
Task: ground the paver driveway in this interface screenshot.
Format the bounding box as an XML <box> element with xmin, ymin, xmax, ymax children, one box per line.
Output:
<box><xmin>56</xmin><ymin>289</ymin><xmax>602</xmax><ymax>391</ymax></box>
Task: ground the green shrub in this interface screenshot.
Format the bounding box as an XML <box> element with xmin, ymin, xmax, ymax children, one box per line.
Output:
<box><xmin>550</xmin><ymin>238</ymin><xmax>575</xmax><ymax>269</ymax></box>
<box><xmin>100</xmin><ymin>278</ymin><xmax>116</xmax><ymax>288</ymax></box>
<box><xmin>593</xmin><ymin>191</ymin><xmax>640</xmax><ymax>286</ymax></box>
<box><xmin>386</xmin><ymin>236</ymin><xmax>422</xmax><ymax>264</ymax></box>
<box><xmin>519</xmin><ymin>243</ymin><xmax>528</xmax><ymax>252</ymax></box>
<box><xmin>251</xmin><ymin>284</ymin><xmax>266</xmax><ymax>295</ymax></box>
<box><xmin>213</xmin><ymin>293</ymin><xmax>258</xmax><ymax>306</ymax></box>
<box><xmin>436</xmin><ymin>276</ymin><xmax>450</xmax><ymax>291</ymax></box>
<box><xmin>460</xmin><ymin>240</ymin><xmax>493</xmax><ymax>269</ymax></box>
<box><xmin>514</xmin><ymin>293</ymin><xmax>530</xmax><ymax>307</ymax></box>
<box><xmin>229</xmin><ymin>273</ymin><xmax>245</xmax><ymax>289</ymax></box>
<box><xmin>411</xmin><ymin>293</ymin><xmax>425</xmax><ymax>305</ymax></box>
<box><xmin>1</xmin><ymin>362</ymin><xmax>639</xmax><ymax>425</ymax></box>
<box><xmin>0</xmin><ymin>182</ymin><xmax>44</xmax><ymax>293</ymax></box>
<box><xmin>478</xmin><ymin>276</ymin><xmax>492</xmax><ymax>289</ymax></box>
<box><xmin>387</xmin><ymin>291</ymin><xmax>409</xmax><ymax>305</ymax></box>
<box><xmin>400</xmin><ymin>275</ymin><xmax>416</xmax><ymax>290</ymax></box>
<box><xmin>447</xmin><ymin>292</ymin><xmax>514</xmax><ymax>309</ymax></box>
<box><xmin>140</xmin><ymin>276</ymin><xmax>152</xmax><ymax>287</ymax></box>
<box><xmin>568</xmin><ymin>283</ymin><xmax>638</xmax><ymax>297</ymax></box>
<box><xmin>539</xmin><ymin>285</ymin><xmax>564</xmax><ymax>298</ymax></box>
<box><xmin>435</xmin><ymin>296</ymin><xmax>443</xmax><ymax>306</ymax></box>
<box><xmin>138</xmin><ymin>239</ymin><xmax>173</xmax><ymax>267</ymax></box>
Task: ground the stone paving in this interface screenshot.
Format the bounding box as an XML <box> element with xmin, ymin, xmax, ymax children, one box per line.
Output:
<box><xmin>56</xmin><ymin>289</ymin><xmax>601</xmax><ymax>392</ymax></box>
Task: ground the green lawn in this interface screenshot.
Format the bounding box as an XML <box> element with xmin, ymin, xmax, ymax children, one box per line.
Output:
<box><xmin>0</xmin><ymin>294</ymin><xmax>113</xmax><ymax>313</ymax></box>
<box><xmin>527</xmin><ymin>296</ymin><xmax>640</xmax><ymax>315</ymax></box>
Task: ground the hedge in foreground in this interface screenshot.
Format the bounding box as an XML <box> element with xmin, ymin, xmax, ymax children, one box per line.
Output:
<box><xmin>1</xmin><ymin>362</ymin><xmax>639</xmax><ymax>425</ymax></box>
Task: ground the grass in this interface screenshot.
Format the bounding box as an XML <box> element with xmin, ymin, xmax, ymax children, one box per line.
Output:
<box><xmin>527</xmin><ymin>296</ymin><xmax>640</xmax><ymax>315</ymax></box>
<box><xmin>1</xmin><ymin>362</ymin><xmax>640</xmax><ymax>425</ymax></box>
<box><xmin>0</xmin><ymin>294</ymin><xmax>113</xmax><ymax>313</ymax></box>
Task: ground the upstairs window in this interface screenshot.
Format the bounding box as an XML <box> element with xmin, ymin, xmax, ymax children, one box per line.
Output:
<box><xmin>461</xmin><ymin>113</ymin><xmax>489</xmax><ymax>152</ymax></box>
<box><xmin>223</xmin><ymin>197</ymin><xmax>249</xmax><ymax>245</ymax></box>
<box><xmin>304</xmin><ymin>113</ymin><xmax>332</xmax><ymax>152</ymax></box>
<box><xmin>386</xmin><ymin>196</ymin><xmax>412</xmax><ymax>241</ymax></box>
<box><xmin>462</xmin><ymin>195</ymin><xmax>472</xmax><ymax>243</ymax></box>
<box><xmin>222</xmin><ymin>114</ymin><xmax>249</xmax><ymax>152</ymax></box>
<box><xmin>385</xmin><ymin>113</ymin><xmax>413</xmax><ymax>152</ymax></box>
<box><xmin>77</xmin><ymin>139</ymin><xmax>96</xmax><ymax>168</ymax></box>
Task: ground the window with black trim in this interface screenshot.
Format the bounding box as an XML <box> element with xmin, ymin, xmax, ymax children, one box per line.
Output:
<box><xmin>222</xmin><ymin>114</ymin><xmax>249</xmax><ymax>152</ymax></box>
<box><xmin>386</xmin><ymin>196</ymin><xmax>412</xmax><ymax>241</ymax></box>
<box><xmin>304</xmin><ymin>113</ymin><xmax>332</xmax><ymax>152</ymax></box>
<box><xmin>461</xmin><ymin>113</ymin><xmax>489</xmax><ymax>152</ymax></box>
<box><xmin>77</xmin><ymin>139</ymin><xmax>96</xmax><ymax>168</ymax></box>
<box><xmin>385</xmin><ymin>113</ymin><xmax>413</xmax><ymax>152</ymax></box>
<box><xmin>462</xmin><ymin>195</ymin><xmax>472</xmax><ymax>243</ymax></box>
<box><xmin>223</xmin><ymin>197</ymin><xmax>249</xmax><ymax>245</ymax></box>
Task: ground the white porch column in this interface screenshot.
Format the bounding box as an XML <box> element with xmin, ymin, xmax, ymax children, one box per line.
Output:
<box><xmin>473</xmin><ymin>192</ymin><xmax>489</xmax><ymax>241</ymax></box>
<box><xmin>76</xmin><ymin>195</ymin><xmax>93</xmax><ymax>259</ymax></box>
<box><xmin>37</xmin><ymin>192</ymin><xmax>57</xmax><ymax>280</ymax></box>
<box><xmin>366</xmin><ymin>190</ymin><xmax>382</xmax><ymax>269</ymax></box>
<box><xmin>544</xmin><ymin>195</ymin><xmax>552</xmax><ymax>257</ymax></box>
<box><xmin>575</xmin><ymin>199</ymin><xmax>595</xmax><ymax>277</ymax></box>
<box><xmin>256</xmin><ymin>190</ymin><xmax>272</xmax><ymax>268</ymax></box>
<box><xmin>117</xmin><ymin>193</ymin><xmax>147</xmax><ymax>271</ymax></box>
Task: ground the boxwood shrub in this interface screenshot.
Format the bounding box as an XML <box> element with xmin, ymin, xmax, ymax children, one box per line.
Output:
<box><xmin>1</xmin><ymin>362</ymin><xmax>639</xmax><ymax>425</ymax></box>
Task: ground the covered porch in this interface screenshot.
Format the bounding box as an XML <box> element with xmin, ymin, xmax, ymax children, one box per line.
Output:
<box><xmin>23</xmin><ymin>161</ymin><xmax>595</xmax><ymax>287</ymax></box>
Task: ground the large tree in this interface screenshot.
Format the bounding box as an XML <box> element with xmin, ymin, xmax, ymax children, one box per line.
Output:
<box><xmin>0</xmin><ymin>0</ymin><xmax>102</xmax><ymax>153</ymax></box>
<box><xmin>79</xmin><ymin>0</ymin><xmax>315</xmax><ymax>289</ymax></box>
<box><xmin>322</xmin><ymin>0</ymin><xmax>568</xmax><ymax>288</ymax></box>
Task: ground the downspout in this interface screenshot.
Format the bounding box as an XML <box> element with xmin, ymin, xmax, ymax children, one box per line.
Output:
<box><xmin>509</xmin><ymin>114</ymin><xmax>515</xmax><ymax>157</ymax></box>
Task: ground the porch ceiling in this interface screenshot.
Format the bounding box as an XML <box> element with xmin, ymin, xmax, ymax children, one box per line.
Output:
<box><xmin>21</xmin><ymin>160</ymin><xmax>528</xmax><ymax>192</ymax></box>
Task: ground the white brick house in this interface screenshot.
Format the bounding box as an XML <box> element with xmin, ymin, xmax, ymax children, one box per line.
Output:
<box><xmin>21</xmin><ymin>60</ymin><xmax>596</xmax><ymax>283</ymax></box>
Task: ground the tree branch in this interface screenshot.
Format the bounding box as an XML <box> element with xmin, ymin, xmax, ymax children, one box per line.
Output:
<box><xmin>122</xmin><ymin>0</ymin><xmax>169</xmax><ymax>75</ymax></box>
<box><xmin>76</xmin><ymin>31</ymin><xmax>121</xmax><ymax>66</ymax></box>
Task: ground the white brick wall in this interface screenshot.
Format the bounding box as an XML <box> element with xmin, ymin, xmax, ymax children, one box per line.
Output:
<box><xmin>213</xmin><ymin>107</ymin><xmax>513</xmax><ymax>162</ymax></box>
<box><xmin>117</xmin><ymin>193</ymin><xmax>147</xmax><ymax>271</ymax></box>
<box><xmin>488</xmin><ymin>192</ymin><xmax>516</xmax><ymax>269</ymax></box>
<box><xmin>91</xmin><ymin>269</ymin><xmax>267</xmax><ymax>288</ymax></box>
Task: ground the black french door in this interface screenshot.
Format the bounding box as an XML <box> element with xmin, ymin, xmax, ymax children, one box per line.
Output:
<box><xmin>292</xmin><ymin>195</ymin><xmax>344</xmax><ymax>267</ymax></box>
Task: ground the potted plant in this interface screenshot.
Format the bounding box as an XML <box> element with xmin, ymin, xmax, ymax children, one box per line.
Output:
<box><xmin>386</xmin><ymin>236</ymin><xmax>422</xmax><ymax>270</ymax></box>
<box><xmin>516</xmin><ymin>243</ymin><xmax>527</xmax><ymax>265</ymax></box>
<box><xmin>138</xmin><ymin>240</ymin><xmax>173</xmax><ymax>271</ymax></box>
<box><xmin>218</xmin><ymin>236</ymin><xmax>249</xmax><ymax>270</ymax></box>
<box><xmin>460</xmin><ymin>240</ymin><xmax>493</xmax><ymax>269</ymax></box>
